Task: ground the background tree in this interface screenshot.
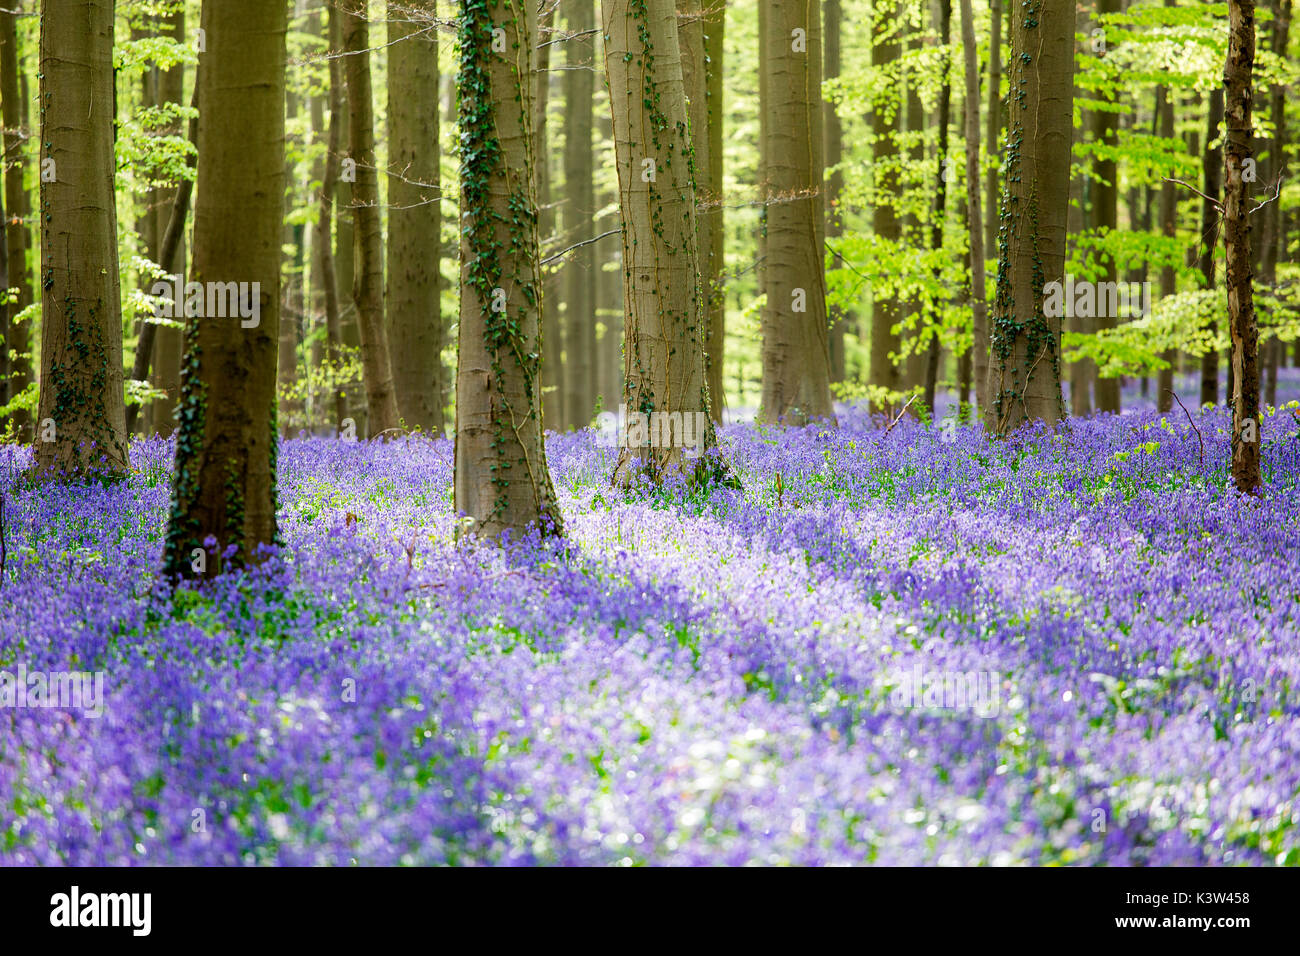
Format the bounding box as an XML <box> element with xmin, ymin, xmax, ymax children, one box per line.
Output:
<box><xmin>758</xmin><ymin>0</ymin><xmax>835</xmax><ymax>425</ymax></box>
<box><xmin>988</xmin><ymin>0</ymin><xmax>1074</xmax><ymax>432</ymax></box>
<box><xmin>1</xmin><ymin>5</ymin><xmax>32</xmax><ymax>439</ymax></box>
<box><xmin>1224</xmin><ymin>0</ymin><xmax>1261</xmax><ymax>493</ymax></box>
<box><xmin>35</xmin><ymin>0</ymin><xmax>127</xmax><ymax>477</ymax></box>
<box><xmin>341</xmin><ymin>0</ymin><xmax>400</xmax><ymax>437</ymax></box>
<box><xmin>455</xmin><ymin>0</ymin><xmax>563</xmax><ymax>535</ymax></box>
<box><xmin>603</xmin><ymin>0</ymin><xmax>719</xmax><ymax>480</ymax></box>
<box><xmin>163</xmin><ymin>0</ymin><xmax>288</xmax><ymax>578</ymax></box>
<box><xmin>387</xmin><ymin>0</ymin><xmax>444</xmax><ymax>434</ymax></box>
<box><xmin>563</xmin><ymin>0</ymin><xmax>597</xmax><ymax>429</ymax></box>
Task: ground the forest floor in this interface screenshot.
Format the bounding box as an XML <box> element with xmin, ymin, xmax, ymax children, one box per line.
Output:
<box><xmin>2</xmin><ymin>370</ymin><xmax>1299</xmax><ymax>864</ymax></box>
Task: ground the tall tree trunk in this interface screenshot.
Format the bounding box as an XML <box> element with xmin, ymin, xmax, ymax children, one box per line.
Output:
<box><xmin>959</xmin><ymin>0</ymin><xmax>989</xmax><ymax>414</ymax></box>
<box><xmin>902</xmin><ymin>33</ymin><xmax>927</xmax><ymax>395</ymax></box>
<box><xmin>1199</xmin><ymin>89</ymin><xmax>1224</xmax><ymax>406</ymax></box>
<box><xmin>455</xmin><ymin>0</ymin><xmax>562</xmax><ymax>535</ymax></box>
<box><xmin>387</xmin><ymin>0</ymin><xmax>443</xmax><ymax>434</ymax></box>
<box><xmin>35</xmin><ymin>0</ymin><xmax>127</xmax><ymax>476</ymax></box>
<box><xmin>682</xmin><ymin>0</ymin><xmax>726</xmax><ymax>421</ymax></box>
<box><xmin>923</xmin><ymin>0</ymin><xmax>953</xmax><ymax>413</ymax></box>
<box><xmin>564</xmin><ymin>0</ymin><xmax>597</xmax><ymax>429</ymax></box>
<box><xmin>758</xmin><ymin>0</ymin><xmax>835</xmax><ymax>425</ymax></box>
<box><xmin>162</xmin><ymin>0</ymin><xmax>287</xmax><ymax>577</ymax></box>
<box><xmin>870</xmin><ymin>3</ymin><xmax>902</xmax><ymax>414</ymax></box>
<box><xmin>1091</xmin><ymin>0</ymin><xmax>1122</xmax><ymax>414</ymax></box>
<box><xmin>537</xmin><ymin>2</ymin><xmax>564</xmax><ymax>432</ymax></box>
<box><xmin>148</xmin><ymin>5</ymin><xmax>185</xmax><ymax>437</ymax></box>
<box><xmin>824</xmin><ymin>0</ymin><xmax>846</xmax><ymax>388</ymax></box>
<box><xmin>334</xmin><ymin>26</ymin><xmax>359</xmax><ymax>431</ymax></box>
<box><xmin>134</xmin><ymin>20</ymin><xmax>159</xmax><ymax>436</ymax></box>
<box><xmin>1260</xmin><ymin>0</ymin><xmax>1290</xmax><ymax>409</ymax></box>
<box><xmin>984</xmin><ymin>0</ymin><xmax>1002</xmax><ymax>256</ymax></box>
<box><xmin>1156</xmin><ymin>82</ymin><xmax>1177</xmax><ymax>412</ymax></box>
<box><xmin>988</xmin><ymin>0</ymin><xmax>1073</xmax><ymax>433</ymax></box>
<box><xmin>280</xmin><ymin>21</ymin><xmax>304</xmax><ymax>437</ymax></box>
<box><xmin>595</xmin><ymin>100</ymin><xmax>623</xmax><ymax>413</ymax></box>
<box><xmin>704</xmin><ymin>3</ymin><xmax>725</xmax><ymax>420</ymax></box>
<box><xmin>603</xmin><ymin>0</ymin><xmax>720</xmax><ymax>479</ymax></box>
<box><xmin>1</xmin><ymin>5</ymin><xmax>32</xmax><ymax>439</ymax></box>
<box><xmin>320</xmin><ymin>3</ymin><xmax>347</xmax><ymax>431</ymax></box>
<box><xmin>1224</xmin><ymin>0</ymin><xmax>1261</xmax><ymax>493</ymax></box>
<box><xmin>341</xmin><ymin>0</ymin><xmax>400</xmax><ymax>437</ymax></box>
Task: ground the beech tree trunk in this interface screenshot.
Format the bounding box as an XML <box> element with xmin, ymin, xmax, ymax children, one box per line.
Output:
<box><xmin>603</xmin><ymin>0</ymin><xmax>720</xmax><ymax>479</ymax></box>
<box><xmin>959</xmin><ymin>0</ymin><xmax>989</xmax><ymax>413</ymax></box>
<box><xmin>984</xmin><ymin>0</ymin><xmax>1003</xmax><ymax>256</ymax></box>
<box><xmin>162</xmin><ymin>0</ymin><xmax>287</xmax><ymax>577</ymax></box>
<box><xmin>758</xmin><ymin>0</ymin><xmax>834</xmax><ymax>426</ymax></box>
<box><xmin>0</xmin><ymin>6</ymin><xmax>31</xmax><ymax>439</ymax></box>
<box><xmin>1259</xmin><ymin>0</ymin><xmax>1290</xmax><ymax>409</ymax></box>
<box><xmin>149</xmin><ymin>5</ymin><xmax>185</xmax><ymax>437</ymax></box>
<box><xmin>1156</xmin><ymin>82</ymin><xmax>1177</xmax><ymax>413</ymax></box>
<box><xmin>1091</xmin><ymin>0</ymin><xmax>1122</xmax><ymax>415</ymax></box>
<box><xmin>341</xmin><ymin>0</ymin><xmax>400</xmax><ymax>437</ymax></box>
<box><xmin>1224</xmin><ymin>0</ymin><xmax>1262</xmax><ymax>493</ymax></box>
<box><xmin>454</xmin><ymin>0</ymin><xmax>563</xmax><ymax>535</ymax></box>
<box><xmin>35</xmin><ymin>0</ymin><xmax>127</xmax><ymax>477</ymax></box>
<box><xmin>536</xmin><ymin>3</ymin><xmax>564</xmax><ymax>432</ymax></box>
<box><xmin>318</xmin><ymin>3</ymin><xmax>346</xmax><ymax>431</ymax></box>
<box><xmin>870</xmin><ymin>3</ymin><xmax>902</xmax><ymax>414</ymax></box>
<box><xmin>681</xmin><ymin>0</ymin><xmax>726</xmax><ymax>422</ymax></box>
<box><xmin>988</xmin><ymin>0</ymin><xmax>1073</xmax><ymax>433</ymax></box>
<box><xmin>564</xmin><ymin>0</ymin><xmax>597</xmax><ymax>429</ymax></box>
<box><xmin>387</xmin><ymin>0</ymin><xmax>443</xmax><ymax>435</ymax></box>
<box><xmin>923</xmin><ymin>0</ymin><xmax>952</xmax><ymax>414</ymax></box>
<box><xmin>1199</xmin><ymin>89</ymin><xmax>1224</xmax><ymax>407</ymax></box>
<box><xmin>824</xmin><ymin>0</ymin><xmax>846</xmax><ymax>387</ymax></box>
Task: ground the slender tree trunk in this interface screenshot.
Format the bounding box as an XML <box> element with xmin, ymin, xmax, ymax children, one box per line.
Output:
<box><xmin>682</xmin><ymin>0</ymin><xmax>726</xmax><ymax>421</ymax></box>
<box><xmin>704</xmin><ymin>2</ymin><xmax>725</xmax><ymax>420</ymax></box>
<box><xmin>280</xmin><ymin>24</ymin><xmax>304</xmax><ymax>437</ymax></box>
<box><xmin>319</xmin><ymin>4</ymin><xmax>346</xmax><ymax>431</ymax></box>
<box><xmin>340</xmin><ymin>0</ymin><xmax>399</xmax><ymax>437</ymax></box>
<box><xmin>984</xmin><ymin>0</ymin><xmax>1002</xmax><ymax>256</ymax></box>
<box><xmin>988</xmin><ymin>0</ymin><xmax>1073</xmax><ymax>432</ymax></box>
<box><xmin>148</xmin><ymin>5</ymin><xmax>185</xmax><ymax>437</ymax></box>
<box><xmin>454</xmin><ymin>0</ymin><xmax>562</xmax><ymax>535</ymax></box>
<box><xmin>387</xmin><ymin>0</ymin><xmax>443</xmax><ymax>434</ymax></box>
<box><xmin>923</xmin><ymin>0</ymin><xmax>952</xmax><ymax>413</ymax></box>
<box><xmin>1260</xmin><ymin>0</ymin><xmax>1290</xmax><ymax>409</ymax></box>
<box><xmin>1</xmin><ymin>5</ymin><xmax>32</xmax><ymax>438</ymax></box>
<box><xmin>824</xmin><ymin>0</ymin><xmax>846</xmax><ymax>387</ymax></box>
<box><xmin>35</xmin><ymin>0</ymin><xmax>127</xmax><ymax>476</ymax></box>
<box><xmin>603</xmin><ymin>0</ymin><xmax>720</xmax><ymax>479</ymax></box>
<box><xmin>870</xmin><ymin>4</ymin><xmax>902</xmax><ymax>414</ymax></box>
<box><xmin>334</xmin><ymin>24</ymin><xmax>359</xmax><ymax>431</ymax></box>
<box><xmin>134</xmin><ymin>20</ymin><xmax>159</xmax><ymax>435</ymax></box>
<box><xmin>162</xmin><ymin>0</ymin><xmax>287</xmax><ymax>577</ymax></box>
<box><xmin>959</xmin><ymin>0</ymin><xmax>989</xmax><ymax>413</ymax></box>
<box><xmin>1091</xmin><ymin>0</ymin><xmax>1122</xmax><ymax>414</ymax></box>
<box><xmin>902</xmin><ymin>34</ymin><xmax>927</xmax><ymax>395</ymax></box>
<box><xmin>758</xmin><ymin>0</ymin><xmax>834</xmax><ymax>425</ymax></box>
<box><xmin>537</xmin><ymin>2</ymin><xmax>564</xmax><ymax>432</ymax></box>
<box><xmin>1156</xmin><ymin>82</ymin><xmax>1177</xmax><ymax>412</ymax></box>
<box><xmin>595</xmin><ymin>99</ymin><xmax>623</xmax><ymax>413</ymax></box>
<box><xmin>1200</xmin><ymin>89</ymin><xmax>1224</xmax><ymax>406</ymax></box>
<box><xmin>1224</xmin><ymin>0</ymin><xmax>1261</xmax><ymax>493</ymax></box>
<box><xmin>564</xmin><ymin>0</ymin><xmax>597</xmax><ymax>429</ymax></box>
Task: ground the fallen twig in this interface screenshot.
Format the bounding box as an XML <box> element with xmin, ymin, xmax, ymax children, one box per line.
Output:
<box><xmin>1164</xmin><ymin>389</ymin><xmax>1204</xmax><ymax>467</ymax></box>
<box><xmin>880</xmin><ymin>395</ymin><xmax>917</xmax><ymax>440</ymax></box>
